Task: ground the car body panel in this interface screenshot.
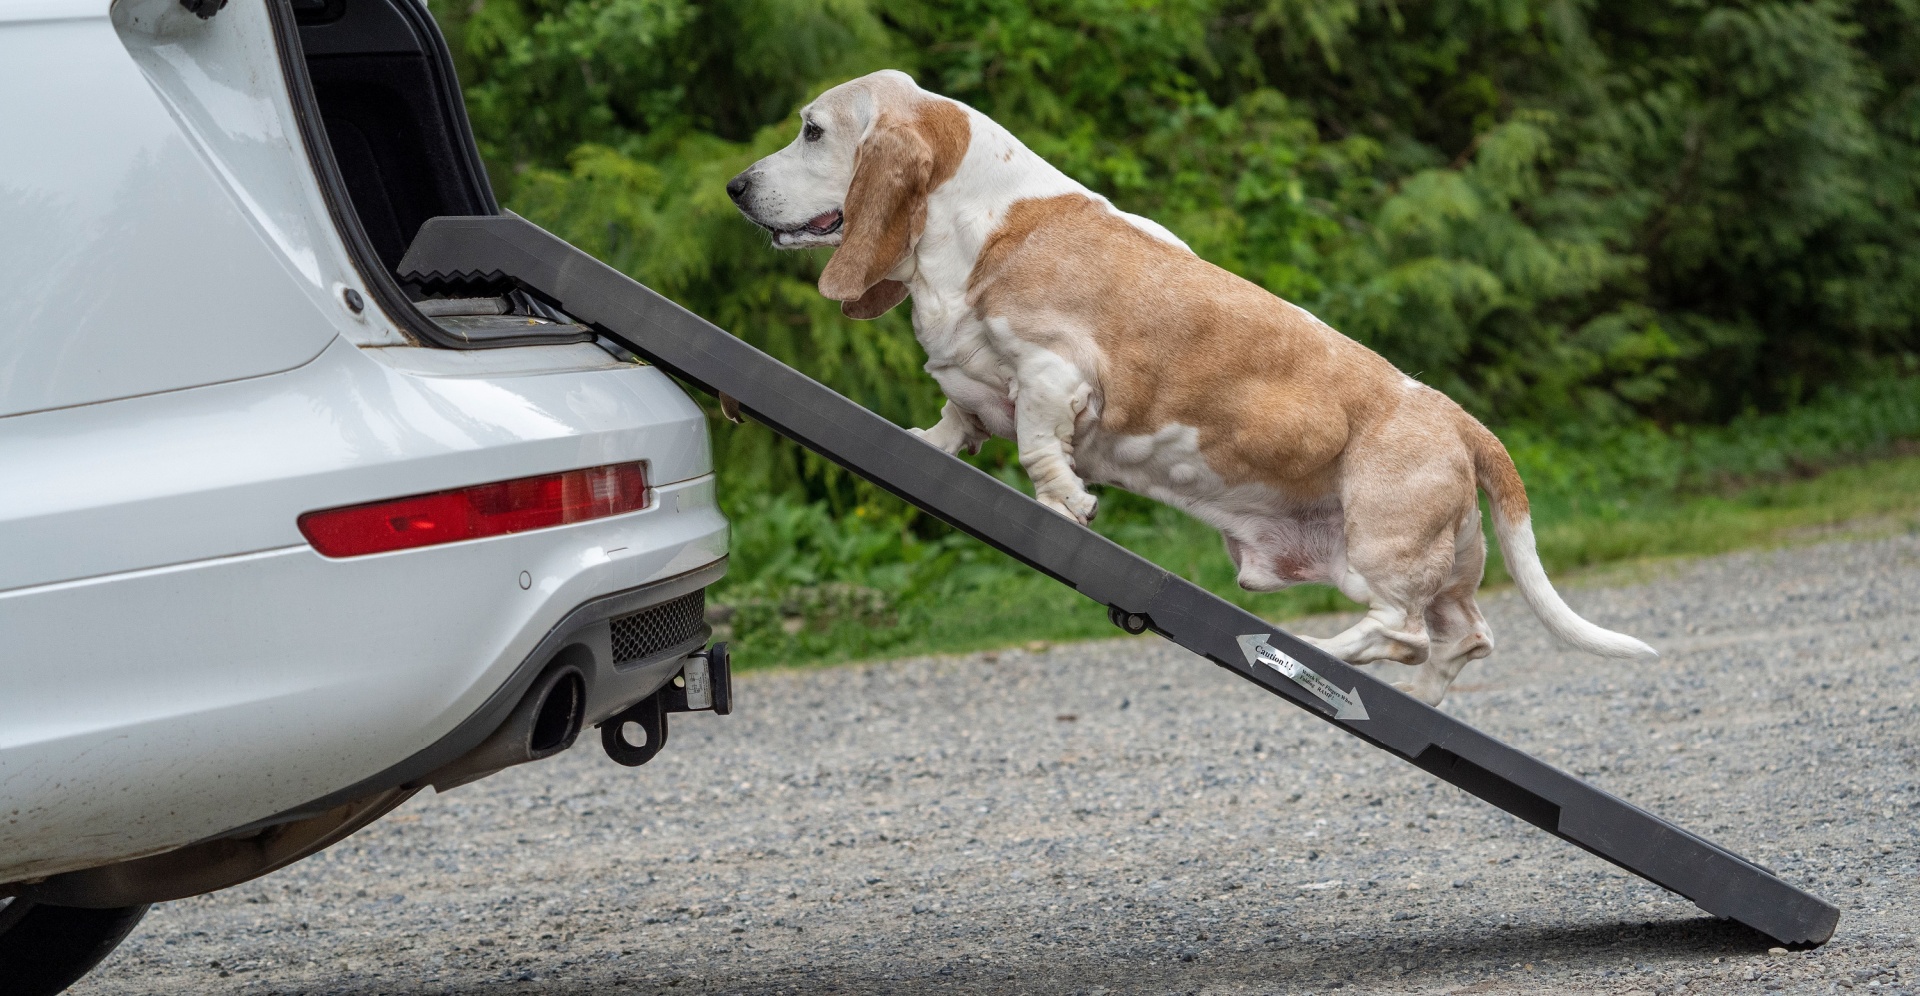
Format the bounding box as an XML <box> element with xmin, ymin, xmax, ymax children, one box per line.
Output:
<box><xmin>0</xmin><ymin>337</ymin><xmax>713</xmax><ymax>593</ymax></box>
<box><xmin>0</xmin><ymin>2</ymin><xmax>363</xmax><ymax>419</ymax></box>
<box><xmin>0</xmin><ymin>0</ymin><xmax>111</xmax><ymax>24</ymax></box>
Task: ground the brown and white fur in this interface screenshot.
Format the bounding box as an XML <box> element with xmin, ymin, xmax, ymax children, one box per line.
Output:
<box><xmin>727</xmin><ymin>70</ymin><xmax>1658</xmax><ymax>705</ymax></box>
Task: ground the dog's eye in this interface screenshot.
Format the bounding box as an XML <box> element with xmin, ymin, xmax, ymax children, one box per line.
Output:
<box><xmin>803</xmin><ymin>121</ymin><xmax>824</xmax><ymax>142</ymax></box>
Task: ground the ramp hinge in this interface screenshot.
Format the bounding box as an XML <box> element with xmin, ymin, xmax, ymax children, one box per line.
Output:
<box><xmin>1107</xmin><ymin>605</ymin><xmax>1151</xmax><ymax>635</ymax></box>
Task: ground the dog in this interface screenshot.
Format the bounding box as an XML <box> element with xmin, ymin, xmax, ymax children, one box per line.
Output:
<box><xmin>726</xmin><ymin>70</ymin><xmax>1657</xmax><ymax>704</ymax></box>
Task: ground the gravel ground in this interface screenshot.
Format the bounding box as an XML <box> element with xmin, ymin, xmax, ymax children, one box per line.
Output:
<box><xmin>75</xmin><ymin>534</ymin><xmax>1919</xmax><ymax>996</ymax></box>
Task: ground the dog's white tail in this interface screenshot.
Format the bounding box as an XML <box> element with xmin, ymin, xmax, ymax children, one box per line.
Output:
<box><xmin>1467</xmin><ymin>419</ymin><xmax>1660</xmax><ymax>663</ymax></box>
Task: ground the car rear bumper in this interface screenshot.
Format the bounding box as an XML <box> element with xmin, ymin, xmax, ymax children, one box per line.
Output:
<box><xmin>0</xmin><ymin>337</ymin><xmax>728</xmax><ymax>883</ymax></box>
<box><xmin>233</xmin><ymin>554</ymin><xmax>730</xmax><ymax>835</ymax></box>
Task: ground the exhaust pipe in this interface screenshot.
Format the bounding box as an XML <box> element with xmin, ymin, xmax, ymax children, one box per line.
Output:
<box><xmin>428</xmin><ymin>664</ymin><xmax>585</xmax><ymax>792</ymax></box>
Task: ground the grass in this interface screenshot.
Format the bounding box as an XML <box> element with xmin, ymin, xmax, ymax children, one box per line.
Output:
<box><xmin>715</xmin><ymin>453</ymin><xmax>1920</xmax><ymax>670</ymax></box>
<box><xmin>710</xmin><ymin>376</ymin><xmax>1920</xmax><ymax>670</ymax></box>
<box><xmin>1526</xmin><ymin>453</ymin><xmax>1920</xmax><ymax>575</ymax></box>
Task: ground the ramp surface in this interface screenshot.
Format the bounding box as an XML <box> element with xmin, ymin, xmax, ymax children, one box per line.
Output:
<box><xmin>399</xmin><ymin>213</ymin><xmax>1840</xmax><ymax>947</ymax></box>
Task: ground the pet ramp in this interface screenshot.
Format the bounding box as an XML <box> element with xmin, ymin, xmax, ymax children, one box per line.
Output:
<box><xmin>398</xmin><ymin>213</ymin><xmax>1840</xmax><ymax>947</ymax></box>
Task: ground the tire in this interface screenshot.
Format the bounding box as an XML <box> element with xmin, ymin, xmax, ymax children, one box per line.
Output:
<box><xmin>0</xmin><ymin>897</ymin><xmax>150</xmax><ymax>996</ymax></box>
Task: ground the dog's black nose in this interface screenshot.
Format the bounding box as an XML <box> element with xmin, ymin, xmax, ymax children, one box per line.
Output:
<box><xmin>726</xmin><ymin>173</ymin><xmax>751</xmax><ymax>203</ymax></box>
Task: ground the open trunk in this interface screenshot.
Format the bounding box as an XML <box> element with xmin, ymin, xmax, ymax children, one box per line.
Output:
<box><xmin>274</xmin><ymin>0</ymin><xmax>589</xmax><ymax>349</ymax></box>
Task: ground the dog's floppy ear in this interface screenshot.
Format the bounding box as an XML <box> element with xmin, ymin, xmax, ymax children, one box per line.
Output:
<box><xmin>819</xmin><ymin>116</ymin><xmax>932</xmax><ymax>318</ymax></box>
<box><xmin>842</xmin><ymin>279</ymin><xmax>910</xmax><ymax>320</ymax></box>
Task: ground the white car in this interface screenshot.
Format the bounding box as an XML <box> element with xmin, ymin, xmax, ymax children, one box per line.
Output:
<box><xmin>0</xmin><ymin>0</ymin><xmax>730</xmax><ymax>990</ymax></box>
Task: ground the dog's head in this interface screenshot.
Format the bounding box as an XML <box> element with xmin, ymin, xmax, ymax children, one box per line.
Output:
<box><xmin>727</xmin><ymin>70</ymin><xmax>969</xmax><ymax>319</ymax></box>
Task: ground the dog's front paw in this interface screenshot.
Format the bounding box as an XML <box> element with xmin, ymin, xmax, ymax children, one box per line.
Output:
<box><xmin>909</xmin><ymin>424</ymin><xmax>968</xmax><ymax>456</ymax></box>
<box><xmin>1039</xmin><ymin>490</ymin><xmax>1098</xmax><ymax>525</ymax></box>
<box><xmin>907</xmin><ymin>425</ymin><xmax>950</xmax><ymax>453</ymax></box>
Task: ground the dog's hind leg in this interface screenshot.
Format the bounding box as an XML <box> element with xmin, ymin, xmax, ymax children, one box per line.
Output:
<box><xmin>1399</xmin><ymin>524</ymin><xmax>1495</xmax><ymax>705</ymax></box>
<box><xmin>1304</xmin><ymin>564</ymin><xmax>1443</xmax><ymax>668</ymax></box>
<box><xmin>1302</xmin><ymin>535</ymin><xmax>1451</xmax><ymax>668</ymax></box>
<box><xmin>1303</xmin><ymin>445</ymin><xmax>1470</xmax><ymax>669</ymax></box>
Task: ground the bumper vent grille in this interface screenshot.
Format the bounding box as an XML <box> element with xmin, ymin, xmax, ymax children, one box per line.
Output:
<box><xmin>610</xmin><ymin>590</ymin><xmax>707</xmax><ymax>664</ymax></box>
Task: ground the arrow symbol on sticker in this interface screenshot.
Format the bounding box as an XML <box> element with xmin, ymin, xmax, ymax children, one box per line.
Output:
<box><xmin>1236</xmin><ymin>634</ymin><xmax>1369</xmax><ymax>722</ymax></box>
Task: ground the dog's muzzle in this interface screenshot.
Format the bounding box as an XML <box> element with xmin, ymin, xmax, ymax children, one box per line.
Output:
<box><xmin>727</xmin><ymin>170</ymin><xmax>844</xmax><ymax>247</ymax></box>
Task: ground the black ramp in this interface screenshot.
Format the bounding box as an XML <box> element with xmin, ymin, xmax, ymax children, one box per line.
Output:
<box><xmin>399</xmin><ymin>213</ymin><xmax>1841</xmax><ymax>947</ymax></box>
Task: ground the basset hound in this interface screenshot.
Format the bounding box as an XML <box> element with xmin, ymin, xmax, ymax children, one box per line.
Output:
<box><xmin>727</xmin><ymin>70</ymin><xmax>1657</xmax><ymax>704</ymax></box>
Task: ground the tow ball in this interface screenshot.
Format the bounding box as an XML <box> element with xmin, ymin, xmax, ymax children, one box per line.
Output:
<box><xmin>600</xmin><ymin>643</ymin><xmax>731</xmax><ymax>767</ymax></box>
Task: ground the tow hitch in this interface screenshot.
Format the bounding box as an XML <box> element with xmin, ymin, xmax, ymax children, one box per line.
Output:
<box><xmin>600</xmin><ymin>643</ymin><xmax>731</xmax><ymax>767</ymax></box>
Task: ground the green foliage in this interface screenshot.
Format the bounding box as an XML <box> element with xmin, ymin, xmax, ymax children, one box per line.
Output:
<box><xmin>432</xmin><ymin>0</ymin><xmax>1920</xmax><ymax>461</ymax></box>
<box><xmin>424</xmin><ymin>0</ymin><xmax>1920</xmax><ymax>663</ymax></box>
<box><xmin>1504</xmin><ymin>370</ymin><xmax>1920</xmax><ymax>519</ymax></box>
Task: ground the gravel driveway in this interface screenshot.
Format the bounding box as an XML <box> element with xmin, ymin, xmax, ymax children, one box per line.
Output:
<box><xmin>74</xmin><ymin>535</ymin><xmax>1919</xmax><ymax>995</ymax></box>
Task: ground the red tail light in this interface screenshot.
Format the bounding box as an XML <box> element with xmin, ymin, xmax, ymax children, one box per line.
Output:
<box><xmin>299</xmin><ymin>462</ymin><xmax>649</xmax><ymax>558</ymax></box>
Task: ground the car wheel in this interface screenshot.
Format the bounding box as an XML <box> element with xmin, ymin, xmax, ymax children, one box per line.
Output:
<box><xmin>0</xmin><ymin>896</ymin><xmax>150</xmax><ymax>996</ymax></box>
